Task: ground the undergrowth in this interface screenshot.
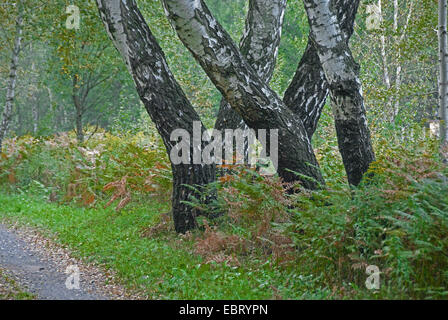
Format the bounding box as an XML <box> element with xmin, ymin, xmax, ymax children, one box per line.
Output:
<box><xmin>1</xmin><ymin>124</ymin><xmax>447</xmax><ymax>299</ymax></box>
<box><xmin>0</xmin><ymin>129</ymin><xmax>172</xmax><ymax>209</ymax></box>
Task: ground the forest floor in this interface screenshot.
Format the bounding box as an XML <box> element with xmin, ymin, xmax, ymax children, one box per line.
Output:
<box><xmin>0</xmin><ymin>193</ymin><xmax>321</xmax><ymax>299</ymax></box>
<box><xmin>0</xmin><ymin>222</ymin><xmax>139</xmax><ymax>300</ymax></box>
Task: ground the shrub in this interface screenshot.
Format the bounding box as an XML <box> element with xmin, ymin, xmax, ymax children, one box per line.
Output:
<box><xmin>190</xmin><ymin>124</ymin><xmax>448</xmax><ymax>298</ymax></box>
<box><xmin>0</xmin><ymin>130</ymin><xmax>172</xmax><ymax>209</ymax></box>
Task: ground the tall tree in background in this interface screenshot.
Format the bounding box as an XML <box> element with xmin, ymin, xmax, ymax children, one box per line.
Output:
<box><xmin>354</xmin><ymin>0</ymin><xmax>437</xmax><ymax>128</ymax></box>
<box><xmin>376</xmin><ymin>0</ymin><xmax>414</xmax><ymax>122</ymax></box>
<box><xmin>439</xmin><ymin>0</ymin><xmax>448</xmax><ymax>147</ymax></box>
<box><xmin>53</xmin><ymin>1</ymin><xmax>124</xmax><ymax>144</ymax></box>
<box><xmin>0</xmin><ymin>1</ymin><xmax>23</xmax><ymax>152</ymax></box>
<box><xmin>70</xmin><ymin>45</ymin><xmax>113</xmax><ymax>143</ymax></box>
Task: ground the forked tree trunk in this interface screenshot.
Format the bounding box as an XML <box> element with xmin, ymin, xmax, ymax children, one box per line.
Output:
<box><xmin>162</xmin><ymin>0</ymin><xmax>324</xmax><ymax>189</ymax></box>
<box><xmin>215</xmin><ymin>0</ymin><xmax>286</xmax><ymax>170</ymax></box>
<box><xmin>215</xmin><ymin>0</ymin><xmax>287</xmax><ymax>133</ymax></box>
<box><xmin>0</xmin><ymin>4</ymin><xmax>23</xmax><ymax>152</ymax></box>
<box><xmin>96</xmin><ymin>0</ymin><xmax>216</xmax><ymax>233</ymax></box>
<box><xmin>304</xmin><ymin>0</ymin><xmax>375</xmax><ymax>186</ymax></box>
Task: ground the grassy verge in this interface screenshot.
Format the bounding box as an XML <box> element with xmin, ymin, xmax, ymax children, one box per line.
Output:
<box><xmin>0</xmin><ymin>192</ymin><xmax>331</xmax><ymax>299</ymax></box>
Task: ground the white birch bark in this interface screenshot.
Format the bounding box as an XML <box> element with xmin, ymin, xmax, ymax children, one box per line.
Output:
<box><xmin>284</xmin><ymin>0</ymin><xmax>360</xmax><ymax>138</ymax></box>
<box><xmin>379</xmin><ymin>0</ymin><xmax>391</xmax><ymax>90</ymax></box>
<box><xmin>0</xmin><ymin>3</ymin><xmax>23</xmax><ymax>152</ymax></box>
<box><xmin>31</xmin><ymin>60</ymin><xmax>39</xmax><ymax>135</ymax></box>
<box><xmin>303</xmin><ymin>0</ymin><xmax>375</xmax><ymax>185</ymax></box>
<box><xmin>96</xmin><ymin>0</ymin><xmax>217</xmax><ymax>233</ymax></box>
<box><xmin>393</xmin><ymin>1</ymin><xmax>413</xmax><ymax>122</ymax></box>
<box><xmin>215</xmin><ymin>0</ymin><xmax>287</xmax><ymax>134</ymax></box>
<box><xmin>214</xmin><ymin>0</ymin><xmax>286</xmax><ymax>171</ymax></box>
<box><xmin>162</xmin><ymin>0</ymin><xmax>324</xmax><ymax>188</ymax></box>
<box><xmin>439</xmin><ymin>0</ymin><xmax>448</xmax><ymax>145</ymax></box>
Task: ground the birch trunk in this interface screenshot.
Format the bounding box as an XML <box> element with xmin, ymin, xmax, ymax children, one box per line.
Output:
<box><xmin>72</xmin><ymin>75</ymin><xmax>85</xmax><ymax>144</ymax></box>
<box><xmin>96</xmin><ymin>0</ymin><xmax>216</xmax><ymax>233</ymax></box>
<box><xmin>31</xmin><ymin>61</ymin><xmax>39</xmax><ymax>135</ymax></box>
<box><xmin>283</xmin><ymin>0</ymin><xmax>360</xmax><ymax>138</ymax></box>
<box><xmin>304</xmin><ymin>0</ymin><xmax>375</xmax><ymax>186</ymax></box>
<box><xmin>215</xmin><ymin>0</ymin><xmax>286</xmax><ymax>171</ymax></box>
<box><xmin>32</xmin><ymin>98</ymin><xmax>39</xmax><ymax>135</ymax></box>
<box><xmin>162</xmin><ymin>0</ymin><xmax>324</xmax><ymax>188</ymax></box>
<box><xmin>393</xmin><ymin>1</ymin><xmax>413</xmax><ymax>122</ymax></box>
<box><xmin>378</xmin><ymin>0</ymin><xmax>391</xmax><ymax>91</ymax></box>
<box><xmin>215</xmin><ymin>0</ymin><xmax>287</xmax><ymax>133</ymax></box>
<box><xmin>390</xmin><ymin>0</ymin><xmax>400</xmax><ymax>122</ymax></box>
<box><xmin>392</xmin><ymin>0</ymin><xmax>400</xmax><ymax>121</ymax></box>
<box><xmin>0</xmin><ymin>4</ymin><xmax>23</xmax><ymax>152</ymax></box>
<box><xmin>439</xmin><ymin>0</ymin><xmax>448</xmax><ymax>146</ymax></box>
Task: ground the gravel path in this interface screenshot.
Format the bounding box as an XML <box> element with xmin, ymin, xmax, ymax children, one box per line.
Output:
<box><xmin>0</xmin><ymin>223</ymin><xmax>138</xmax><ymax>300</ymax></box>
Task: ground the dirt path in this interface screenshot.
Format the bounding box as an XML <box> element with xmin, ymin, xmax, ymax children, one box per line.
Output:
<box><xmin>0</xmin><ymin>223</ymin><xmax>137</xmax><ymax>300</ymax></box>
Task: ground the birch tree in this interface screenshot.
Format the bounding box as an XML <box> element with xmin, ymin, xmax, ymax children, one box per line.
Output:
<box><xmin>283</xmin><ymin>0</ymin><xmax>360</xmax><ymax>138</ymax></box>
<box><xmin>96</xmin><ymin>0</ymin><xmax>326</xmax><ymax>233</ymax></box>
<box><xmin>96</xmin><ymin>0</ymin><xmax>377</xmax><ymax>231</ymax></box>
<box><xmin>161</xmin><ymin>0</ymin><xmax>324</xmax><ymax>188</ymax></box>
<box><xmin>215</xmin><ymin>0</ymin><xmax>287</xmax><ymax>134</ymax></box>
<box><xmin>96</xmin><ymin>0</ymin><xmax>324</xmax><ymax>233</ymax></box>
<box><xmin>214</xmin><ymin>0</ymin><xmax>287</xmax><ymax>170</ymax></box>
<box><xmin>303</xmin><ymin>0</ymin><xmax>375</xmax><ymax>185</ymax></box>
<box><xmin>0</xmin><ymin>2</ymin><xmax>23</xmax><ymax>152</ymax></box>
<box><xmin>96</xmin><ymin>0</ymin><xmax>216</xmax><ymax>233</ymax></box>
<box><xmin>439</xmin><ymin>0</ymin><xmax>448</xmax><ymax>146</ymax></box>
<box><xmin>162</xmin><ymin>0</ymin><xmax>374</xmax><ymax>186</ymax></box>
<box><xmin>377</xmin><ymin>0</ymin><xmax>414</xmax><ymax>122</ymax></box>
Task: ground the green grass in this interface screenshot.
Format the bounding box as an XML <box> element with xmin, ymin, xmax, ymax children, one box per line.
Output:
<box><xmin>0</xmin><ymin>268</ymin><xmax>36</xmax><ymax>300</ymax></box>
<box><xmin>0</xmin><ymin>192</ymin><xmax>330</xmax><ymax>299</ymax></box>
